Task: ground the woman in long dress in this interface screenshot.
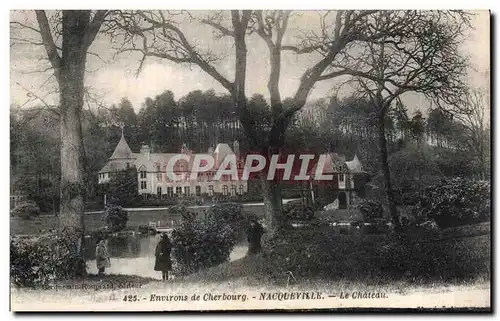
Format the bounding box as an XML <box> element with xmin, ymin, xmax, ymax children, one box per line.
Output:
<box><xmin>154</xmin><ymin>233</ymin><xmax>173</xmax><ymax>280</ymax></box>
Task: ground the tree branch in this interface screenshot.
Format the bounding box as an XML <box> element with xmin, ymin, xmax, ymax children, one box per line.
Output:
<box><xmin>201</xmin><ymin>19</ymin><xmax>234</xmax><ymax>37</ymax></box>
<box><xmin>34</xmin><ymin>10</ymin><xmax>62</xmax><ymax>83</ymax></box>
<box><xmin>83</xmin><ymin>10</ymin><xmax>108</xmax><ymax>51</ymax></box>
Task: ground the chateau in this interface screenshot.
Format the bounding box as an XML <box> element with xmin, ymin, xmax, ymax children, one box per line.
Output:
<box><xmin>97</xmin><ymin>133</ymin><xmax>365</xmax><ymax>207</ymax></box>
<box><xmin>98</xmin><ymin>133</ymin><xmax>248</xmax><ymax>197</ymax></box>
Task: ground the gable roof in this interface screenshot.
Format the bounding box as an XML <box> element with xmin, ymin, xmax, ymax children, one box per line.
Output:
<box><xmin>309</xmin><ymin>153</ymin><xmax>364</xmax><ymax>176</ymax></box>
<box><xmin>345</xmin><ymin>154</ymin><xmax>363</xmax><ymax>173</ymax></box>
<box><xmin>98</xmin><ymin>160</ymin><xmax>134</xmax><ymax>173</ymax></box>
<box><xmin>109</xmin><ymin>134</ymin><xmax>135</xmax><ymax>160</ymax></box>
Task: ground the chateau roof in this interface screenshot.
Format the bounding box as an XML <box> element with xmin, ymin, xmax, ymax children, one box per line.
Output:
<box><xmin>100</xmin><ymin>138</ymin><xmax>241</xmax><ymax>174</ymax></box>
<box><xmin>109</xmin><ymin>134</ymin><xmax>135</xmax><ymax>160</ymax></box>
<box><xmin>98</xmin><ymin>160</ymin><xmax>134</xmax><ymax>173</ymax></box>
<box><xmin>345</xmin><ymin>154</ymin><xmax>363</xmax><ymax>173</ymax></box>
<box><xmin>309</xmin><ymin>153</ymin><xmax>364</xmax><ymax>176</ymax></box>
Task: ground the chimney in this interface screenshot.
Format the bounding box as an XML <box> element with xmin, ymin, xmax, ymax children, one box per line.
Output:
<box><xmin>140</xmin><ymin>145</ymin><xmax>151</xmax><ymax>160</ymax></box>
<box><xmin>233</xmin><ymin>140</ymin><xmax>240</xmax><ymax>157</ymax></box>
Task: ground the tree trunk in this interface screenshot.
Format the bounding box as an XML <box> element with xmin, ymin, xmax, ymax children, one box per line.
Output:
<box><xmin>377</xmin><ymin>115</ymin><xmax>400</xmax><ymax>228</ymax></box>
<box><xmin>261</xmin><ymin>176</ymin><xmax>285</xmax><ymax>232</ymax></box>
<box><xmin>58</xmin><ymin>11</ymin><xmax>89</xmax><ymax>245</ymax></box>
<box><xmin>59</xmin><ymin>77</ymin><xmax>86</xmax><ymax>235</ymax></box>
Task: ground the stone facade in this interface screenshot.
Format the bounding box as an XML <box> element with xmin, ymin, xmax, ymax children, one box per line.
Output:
<box><xmin>98</xmin><ymin>134</ymin><xmax>247</xmax><ymax>197</ymax></box>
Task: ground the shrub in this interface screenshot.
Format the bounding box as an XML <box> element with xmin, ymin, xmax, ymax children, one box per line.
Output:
<box><xmin>103</xmin><ymin>205</ymin><xmax>128</xmax><ymax>232</ymax></box>
<box><xmin>171</xmin><ymin>203</ymin><xmax>246</xmax><ymax>275</ymax></box>
<box><xmin>283</xmin><ymin>201</ymin><xmax>314</xmax><ymax>221</ymax></box>
<box><xmin>260</xmin><ymin>226</ymin><xmax>490</xmax><ymax>283</ymax></box>
<box><xmin>413</xmin><ymin>178</ymin><xmax>491</xmax><ymax>228</ymax></box>
<box><xmin>104</xmin><ymin>167</ymin><xmax>138</xmax><ymax>207</ymax></box>
<box><xmin>313</xmin><ymin>196</ymin><xmax>336</xmax><ymax>211</ymax></box>
<box><xmin>10</xmin><ymin>229</ymin><xmax>86</xmax><ymax>287</ymax></box>
<box><xmin>359</xmin><ymin>199</ymin><xmax>384</xmax><ymax>222</ymax></box>
<box><xmin>11</xmin><ymin>201</ymin><xmax>40</xmax><ymax>219</ymax></box>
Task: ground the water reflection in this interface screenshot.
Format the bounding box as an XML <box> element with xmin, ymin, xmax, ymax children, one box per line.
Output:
<box><xmin>83</xmin><ymin>234</ymin><xmax>161</xmax><ymax>260</ymax></box>
<box><xmin>84</xmin><ymin>233</ymin><xmax>248</xmax><ymax>279</ymax></box>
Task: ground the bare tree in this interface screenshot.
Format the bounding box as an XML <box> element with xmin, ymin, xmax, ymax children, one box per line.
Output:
<box><xmin>11</xmin><ymin>10</ymin><xmax>108</xmax><ymax>249</ymax></box>
<box><xmin>327</xmin><ymin>11</ymin><xmax>471</xmax><ymax>227</ymax></box>
<box><xmin>109</xmin><ymin>10</ymin><xmax>421</xmax><ymax>232</ymax></box>
<box><xmin>456</xmin><ymin>87</ymin><xmax>490</xmax><ymax>180</ymax></box>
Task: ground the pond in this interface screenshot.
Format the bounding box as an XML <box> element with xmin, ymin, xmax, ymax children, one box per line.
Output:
<box><xmin>83</xmin><ymin>233</ymin><xmax>248</xmax><ymax>280</ymax></box>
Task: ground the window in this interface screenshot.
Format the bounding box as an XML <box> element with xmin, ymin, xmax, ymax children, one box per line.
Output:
<box><xmin>140</xmin><ymin>171</ymin><xmax>147</xmax><ymax>179</ymax></box>
<box><xmin>339</xmin><ymin>174</ymin><xmax>345</xmax><ymax>182</ymax></box>
<box><xmin>126</xmin><ymin>162</ymin><xmax>130</xmax><ymax>169</ymax></box>
<box><xmin>184</xmin><ymin>186</ymin><xmax>190</xmax><ymax>196</ymax></box>
<box><xmin>156</xmin><ymin>186</ymin><xmax>162</xmax><ymax>196</ymax></box>
<box><xmin>140</xmin><ymin>181</ymin><xmax>147</xmax><ymax>189</ymax></box>
<box><xmin>238</xmin><ymin>185</ymin><xmax>244</xmax><ymax>195</ymax></box>
<box><xmin>195</xmin><ymin>186</ymin><xmax>201</xmax><ymax>196</ymax></box>
<box><xmin>222</xmin><ymin>185</ymin><xmax>229</xmax><ymax>196</ymax></box>
<box><xmin>175</xmin><ymin>186</ymin><xmax>182</xmax><ymax>195</ymax></box>
<box><xmin>231</xmin><ymin>185</ymin><xmax>236</xmax><ymax>196</ymax></box>
<box><xmin>167</xmin><ymin>187</ymin><xmax>174</xmax><ymax>197</ymax></box>
<box><xmin>156</xmin><ymin>173</ymin><xmax>162</xmax><ymax>181</ymax></box>
<box><xmin>208</xmin><ymin>185</ymin><xmax>214</xmax><ymax>196</ymax></box>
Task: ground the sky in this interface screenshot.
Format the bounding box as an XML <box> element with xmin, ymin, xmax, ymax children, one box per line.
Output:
<box><xmin>10</xmin><ymin>10</ymin><xmax>490</xmax><ymax>115</ymax></box>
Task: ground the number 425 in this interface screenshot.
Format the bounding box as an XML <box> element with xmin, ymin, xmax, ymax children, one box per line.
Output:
<box><xmin>123</xmin><ymin>295</ymin><xmax>138</xmax><ymax>302</ymax></box>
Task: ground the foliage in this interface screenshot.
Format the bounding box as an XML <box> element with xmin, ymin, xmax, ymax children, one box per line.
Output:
<box><xmin>11</xmin><ymin>201</ymin><xmax>41</xmax><ymax>219</ymax></box>
<box><xmin>359</xmin><ymin>199</ymin><xmax>384</xmax><ymax>222</ymax></box>
<box><xmin>413</xmin><ymin>178</ymin><xmax>491</xmax><ymax>228</ymax></box>
<box><xmin>103</xmin><ymin>205</ymin><xmax>128</xmax><ymax>232</ymax></box>
<box><xmin>104</xmin><ymin>167</ymin><xmax>139</xmax><ymax>207</ymax></box>
<box><xmin>10</xmin><ymin>229</ymin><xmax>86</xmax><ymax>287</ymax></box>
<box><xmin>261</xmin><ymin>225</ymin><xmax>490</xmax><ymax>282</ymax></box>
<box><xmin>283</xmin><ymin>201</ymin><xmax>314</xmax><ymax>221</ymax></box>
<box><xmin>171</xmin><ymin>203</ymin><xmax>247</xmax><ymax>275</ymax></box>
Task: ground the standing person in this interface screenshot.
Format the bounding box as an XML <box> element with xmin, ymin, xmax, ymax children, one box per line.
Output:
<box><xmin>96</xmin><ymin>235</ymin><xmax>111</xmax><ymax>276</ymax></box>
<box><xmin>247</xmin><ymin>218</ymin><xmax>264</xmax><ymax>255</ymax></box>
<box><xmin>154</xmin><ymin>233</ymin><xmax>173</xmax><ymax>280</ymax></box>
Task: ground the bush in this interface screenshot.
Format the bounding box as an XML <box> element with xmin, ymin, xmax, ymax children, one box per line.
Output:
<box><xmin>413</xmin><ymin>178</ymin><xmax>491</xmax><ymax>228</ymax></box>
<box><xmin>10</xmin><ymin>229</ymin><xmax>86</xmax><ymax>287</ymax></box>
<box><xmin>11</xmin><ymin>201</ymin><xmax>41</xmax><ymax>219</ymax></box>
<box><xmin>359</xmin><ymin>199</ymin><xmax>384</xmax><ymax>222</ymax></box>
<box><xmin>313</xmin><ymin>196</ymin><xmax>337</xmax><ymax>211</ymax></box>
<box><xmin>104</xmin><ymin>168</ymin><xmax>138</xmax><ymax>207</ymax></box>
<box><xmin>171</xmin><ymin>203</ymin><xmax>246</xmax><ymax>275</ymax></box>
<box><xmin>103</xmin><ymin>205</ymin><xmax>128</xmax><ymax>232</ymax></box>
<box><xmin>261</xmin><ymin>226</ymin><xmax>490</xmax><ymax>283</ymax></box>
<box><xmin>283</xmin><ymin>201</ymin><xmax>314</xmax><ymax>221</ymax></box>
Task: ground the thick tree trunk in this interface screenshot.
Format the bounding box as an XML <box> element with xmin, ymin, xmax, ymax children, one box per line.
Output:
<box><xmin>57</xmin><ymin>11</ymin><xmax>89</xmax><ymax>247</ymax></box>
<box><xmin>377</xmin><ymin>115</ymin><xmax>400</xmax><ymax>228</ymax></box>
<box><xmin>261</xmin><ymin>176</ymin><xmax>285</xmax><ymax>232</ymax></box>
<box><xmin>59</xmin><ymin>94</ymin><xmax>85</xmax><ymax>233</ymax></box>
